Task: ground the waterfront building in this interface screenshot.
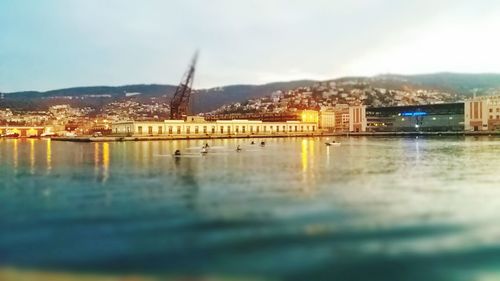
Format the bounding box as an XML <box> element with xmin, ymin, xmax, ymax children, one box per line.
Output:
<box><xmin>334</xmin><ymin>104</ymin><xmax>350</xmax><ymax>132</ymax></box>
<box><xmin>112</xmin><ymin>117</ymin><xmax>318</xmax><ymax>136</ymax></box>
<box><xmin>318</xmin><ymin>105</ymin><xmax>365</xmax><ymax>132</ymax></box>
<box><xmin>366</xmin><ymin>103</ymin><xmax>464</xmax><ymax>132</ymax></box>
<box><xmin>464</xmin><ymin>95</ymin><xmax>500</xmax><ymax>131</ymax></box>
<box><xmin>319</xmin><ymin>108</ymin><xmax>336</xmax><ymax>131</ymax></box>
<box><xmin>0</xmin><ymin>126</ymin><xmax>48</xmax><ymax>137</ymax></box>
<box><xmin>349</xmin><ymin>105</ymin><xmax>367</xmax><ymax>132</ymax></box>
<box><xmin>300</xmin><ymin>110</ymin><xmax>319</xmax><ymax>124</ymax></box>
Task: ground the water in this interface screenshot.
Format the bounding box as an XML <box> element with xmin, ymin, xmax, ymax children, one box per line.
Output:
<box><xmin>1</xmin><ymin>136</ymin><xmax>500</xmax><ymax>280</ymax></box>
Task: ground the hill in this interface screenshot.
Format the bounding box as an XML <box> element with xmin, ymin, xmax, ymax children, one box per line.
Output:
<box><xmin>2</xmin><ymin>73</ymin><xmax>500</xmax><ymax>113</ymax></box>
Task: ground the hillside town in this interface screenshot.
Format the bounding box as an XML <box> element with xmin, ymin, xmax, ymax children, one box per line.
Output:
<box><xmin>0</xmin><ymin>79</ymin><xmax>467</xmax><ymax>137</ymax></box>
<box><xmin>207</xmin><ymin>80</ymin><xmax>459</xmax><ymax>115</ymax></box>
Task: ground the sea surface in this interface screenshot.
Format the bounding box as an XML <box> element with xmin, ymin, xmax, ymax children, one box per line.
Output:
<box><xmin>1</xmin><ymin>136</ymin><xmax>500</xmax><ymax>281</ymax></box>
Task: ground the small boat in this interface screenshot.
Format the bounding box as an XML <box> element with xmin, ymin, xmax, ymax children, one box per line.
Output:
<box><xmin>40</xmin><ymin>132</ymin><xmax>56</xmax><ymax>138</ymax></box>
<box><xmin>2</xmin><ymin>132</ymin><xmax>19</xmax><ymax>138</ymax></box>
<box><xmin>325</xmin><ymin>141</ymin><xmax>341</xmax><ymax>146</ymax></box>
<box><xmin>201</xmin><ymin>147</ymin><xmax>208</xmax><ymax>154</ymax></box>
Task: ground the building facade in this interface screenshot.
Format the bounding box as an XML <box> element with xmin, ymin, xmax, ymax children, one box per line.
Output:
<box><xmin>366</xmin><ymin>103</ymin><xmax>464</xmax><ymax>132</ymax></box>
<box><xmin>465</xmin><ymin>95</ymin><xmax>500</xmax><ymax>131</ymax></box>
<box><xmin>349</xmin><ymin>105</ymin><xmax>367</xmax><ymax>132</ymax></box>
<box><xmin>319</xmin><ymin>108</ymin><xmax>336</xmax><ymax>131</ymax></box>
<box><xmin>0</xmin><ymin>126</ymin><xmax>47</xmax><ymax>137</ymax></box>
<box><xmin>319</xmin><ymin>105</ymin><xmax>367</xmax><ymax>132</ymax></box>
<box><xmin>112</xmin><ymin>118</ymin><xmax>318</xmax><ymax>136</ymax></box>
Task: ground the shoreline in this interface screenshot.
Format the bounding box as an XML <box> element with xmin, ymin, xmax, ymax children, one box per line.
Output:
<box><xmin>48</xmin><ymin>131</ymin><xmax>500</xmax><ymax>142</ymax></box>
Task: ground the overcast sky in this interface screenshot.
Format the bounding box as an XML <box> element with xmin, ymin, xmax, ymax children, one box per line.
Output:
<box><xmin>1</xmin><ymin>0</ymin><xmax>500</xmax><ymax>92</ymax></box>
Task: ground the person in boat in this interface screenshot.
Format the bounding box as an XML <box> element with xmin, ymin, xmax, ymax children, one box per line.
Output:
<box><xmin>236</xmin><ymin>145</ymin><xmax>242</xmax><ymax>152</ymax></box>
<box><xmin>251</xmin><ymin>141</ymin><xmax>255</xmax><ymax>145</ymax></box>
<box><xmin>260</xmin><ymin>141</ymin><xmax>265</xmax><ymax>146</ymax></box>
<box><xmin>174</xmin><ymin>149</ymin><xmax>181</xmax><ymax>156</ymax></box>
<box><xmin>204</xmin><ymin>143</ymin><xmax>210</xmax><ymax>148</ymax></box>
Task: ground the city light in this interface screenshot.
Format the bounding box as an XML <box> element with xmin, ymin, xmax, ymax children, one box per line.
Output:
<box><xmin>401</xmin><ymin>112</ymin><xmax>428</xmax><ymax>116</ymax></box>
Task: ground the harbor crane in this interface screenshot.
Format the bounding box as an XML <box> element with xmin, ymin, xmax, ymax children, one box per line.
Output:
<box><xmin>169</xmin><ymin>52</ymin><xmax>198</xmax><ymax>120</ymax></box>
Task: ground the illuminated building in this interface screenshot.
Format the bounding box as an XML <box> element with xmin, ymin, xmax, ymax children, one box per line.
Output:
<box><xmin>366</xmin><ymin>103</ymin><xmax>464</xmax><ymax>132</ymax></box>
<box><xmin>319</xmin><ymin>108</ymin><xmax>336</xmax><ymax>131</ymax></box>
<box><xmin>301</xmin><ymin>110</ymin><xmax>319</xmax><ymax>124</ymax></box>
<box><xmin>0</xmin><ymin>126</ymin><xmax>48</xmax><ymax>137</ymax></box>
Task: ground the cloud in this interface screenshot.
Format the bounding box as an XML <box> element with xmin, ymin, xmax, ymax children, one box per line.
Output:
<box><xmin>1</xmin><ymin>0</ymin><xmax>500</xmax><ymax>91</ymax></box>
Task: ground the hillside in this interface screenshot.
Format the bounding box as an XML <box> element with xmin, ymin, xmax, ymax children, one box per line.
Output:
<box><xmin>2</xmin><ymin>81</ymin><xmax>317</xmax><ymax>113</ymax></box>
<box><xmin>2</xmin><ymin>73</ymin><xmax>500</xmax><ymax>113</ymax></box>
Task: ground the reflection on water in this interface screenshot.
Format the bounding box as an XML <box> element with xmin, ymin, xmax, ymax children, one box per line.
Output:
<box><xmin>46</xmin><ymin>138</ymin><xmax>51</xmax><ymax>173</ymax></box>
<box><xmin>12</xmin><ymin>139</ymin><xmax>17</xmax><ymax>172</ymax></box>
<box><xmin>2</xmin><ymin>137</ymin><xmax>500</xmax><ymax>280</ymax></box>
<box><xmin>29</xmin><ymin>139</ymin><xmax>35</xmax><ymax>175</ymax></box>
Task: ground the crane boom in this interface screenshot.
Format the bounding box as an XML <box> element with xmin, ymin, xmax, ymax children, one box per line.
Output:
<box><xmin>169</xmin><ymin>52</ymin><xmax>198</xmax><ymax>120</ymax></box>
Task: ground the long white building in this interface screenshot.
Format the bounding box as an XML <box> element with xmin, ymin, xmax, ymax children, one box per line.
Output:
<box><xmin>112</xmin><ymin>118</ymin><xmax>318</xmax><ymax>136</ymax></box>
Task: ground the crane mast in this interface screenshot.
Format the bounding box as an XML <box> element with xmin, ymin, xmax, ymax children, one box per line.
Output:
<box><xmin>169</xmin><ymin>52</ymin><xmax>198</xmax><ymax>120</ymax></box>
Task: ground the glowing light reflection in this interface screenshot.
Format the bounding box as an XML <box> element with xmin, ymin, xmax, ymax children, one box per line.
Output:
<box><xmin>46</xmin><ymin>139</ymin><xmax>52</xmax><ymax>173</ymax></box>
<box><xmin>301</xmin><ymin>139</ymin><xmax>308</xmax><ymax>172</ymax></box>
<box><xmin>94</xmin><ymin>142</ymin><xmax>99</xmax><ymax>179</ymax></box>
<box><xmin>29</xmin><ymin>138</ymin><xmax>35</xmax><ymax>174</ymax></box>
<box><xmin>102</xmin><ymin>142</ymin><xmax>110</xmax><ymax>183</ymax></box>
<box><xmin>13</xmin><ymin>139</ymin><xmax>18</xmax><ymax>172</ymax></box>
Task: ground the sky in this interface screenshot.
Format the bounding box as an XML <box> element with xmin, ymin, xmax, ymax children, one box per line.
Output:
<box><xmin>1</xmin><ymin>0</ymin><xmax>500</xmax><ymax>92</ymax></box>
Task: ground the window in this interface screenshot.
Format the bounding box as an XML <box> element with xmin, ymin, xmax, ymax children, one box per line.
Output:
<box><xmin>227</xmin><ymin>126</ymin><xmax>231</xmax><ymax>133</ymax></box>
<box><xmin>148</xmin><ymin>126</ymin><xmax>153</xmax><ymax>135</ymax></box>
<box><xmin>235</xmin><ymin>126</ymin><xmax>239</xmax><ymax>133</ymax></box>
<box><xmin>263</xmin><ymin>126</ymin><xmax>267</xmax><ymax>132</ymax></box>
<box><xmin>276</xmin><ymin>126</ymin><xmax>280</xmax><ymax>132</ymax></box>
<box><xmin>256</xmin><ymin>126</ymin><xmax>260</xmax><ymax>133</ymax></box>
<box><xmin>283</xmin><ymin>125</ymin><xmax>286</xmax><ymax>132</ymax></box>
<box><xmin>250</xmin><ymin>126</ymin><xmax>253</xmax><ymax>133</ymax></box>
<box><xmin>295</xmin><ymin>126</ymin><xmax>298</xmax><ymax>132</ymax></box>
<box><xmin>490</xmin><ymin>109</ymin><xmax>493</xmax><ymax>113</ymax></box>
<box><xmin>211</xmin><ymin>126</ymin><xmax>215</xmax><ymax>134</ymax></box>
<box><xmin>242</xmin><ymin>126</ymin><xmax>246</xmax><ymax>133</ymax></box>
<box><xmin>186</xmin><ymin>126</ymin><xmax>190</xmax><ymax>134</ymax></box>
<box><xmin>194</xmin><ymin>126</ymin><xmax>199</xmax><ymax>134</ymax></box>
<box><xmin>301</xmin><ymin>126</ymin><xmax>304</xmax><ymax>132</ymax></box>
<box><xmin>220</xmin><ymin>127</ymin><xmax>224</xmax><ymax>134</ymax></box>
<box><xmin>168</xmin><ymin>126</ymin><xmax>173</xmax><ymax>134</ymax></box>
<box><xmin>203</xmin><ymin>126</ymin><xmax>207</xmax><ymax>134</ymax></box>
<box><xmin>138</xmin><ymin>126</ymin><xmax>143</xmax><ymax>134</ymax></box>
<box><xmin>158</xmin><ymin>126</ymin><xmax>163</xmax><ymax>134</ymax></box>
<box><xmin>176</xmin><ymin>126</ymin><xmax>181</xmax><ymax>134</ymax></box>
